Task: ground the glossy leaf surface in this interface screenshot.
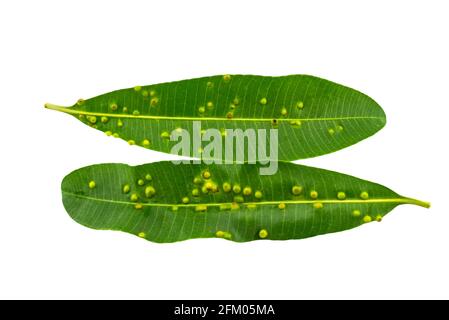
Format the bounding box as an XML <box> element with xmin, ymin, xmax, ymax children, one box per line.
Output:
<box><xmin>61</xmin><ymin>162</ymin><xmax>428</xmax><ymax>243</ymax></box>
<box><xmin>47</xmin><ymin>75</ymin><xmax>386</xmax><ymax>160</ymax></box>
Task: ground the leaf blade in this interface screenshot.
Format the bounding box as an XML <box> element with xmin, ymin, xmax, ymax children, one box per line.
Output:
<box><xmin>61</xmin><ymin>162</ymin><xmax>428</xmax><ymax>243</ymax></box>
<box><xmin>46</xmin><ymin>75</ymin><xmax>386</xmax><ymax>160</ymax></box>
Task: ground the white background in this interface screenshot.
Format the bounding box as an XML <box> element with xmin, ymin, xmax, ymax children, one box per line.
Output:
<box><xmin>0</xmin><ymin>0</ymin><xmax>448</xmax><ymax>299</ymax></box>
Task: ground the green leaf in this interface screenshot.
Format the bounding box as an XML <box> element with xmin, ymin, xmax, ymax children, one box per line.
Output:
<box><xmin>61</xmin><ymin>162</ymin><xmax>429</xmax><ymax>243</ymax></box>
<box><xmin>46</xmin><ymin>75</ymin><xmax>386</xmax><ymax>160</ymax></box>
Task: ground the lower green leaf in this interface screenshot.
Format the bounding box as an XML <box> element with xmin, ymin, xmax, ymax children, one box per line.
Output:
<box><xmin>61</xmin><ymin>162</ymin><xmax>429</xmax><ymax>243</ymax></box>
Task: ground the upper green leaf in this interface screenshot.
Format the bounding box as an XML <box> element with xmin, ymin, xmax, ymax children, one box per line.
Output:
<box><xmin>61</xmin><ymin>162</ymin><xmax>428</xmax><ymax>243</ymax></box>
<box><xmin>46</xmin><ymin>75</ymin><xmax>386</xmax><ymax>161</ymax></box>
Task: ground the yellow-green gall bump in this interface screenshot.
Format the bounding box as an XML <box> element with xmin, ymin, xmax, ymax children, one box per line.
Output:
<box><xmin>132</xmin><ymin>110</ymin><xmax>140</xmax><ymax>116</ymax></box>
<box><xmin>337</xmin><ymin>125</ymin><xmax>344</xmax><ymax>131</ymax></box>
<box><xmin>145</xmin><ymin>174</ymin><xmax>152</xmax><ymax>181</ymax></box>
<box><xmin>290</xmin><ymin>120</ymin><xmax>302</xmax><ymax>127</ymax></box>
<box><xmin>182</xmin><ymin>197</ymin><xmax>190</xmax><ymax>204</ymax></box>
<box><xmin>258</xmin><ymin>229</ymin><xmax>268</xmax><ymax>239</ymax></box>
<box><xmin>122</xmin><ymin>184</ymin><xmax>130</xmax><ymax>193</ymax></box>
<box><xmin>88</xmin><ymin>116</ymin><xmax>97</xmax><ymax>124</ymax></box>
<box><xmin>150</xmin><ymin>98</ymin><xmax>159</xmax><ymax>106</ymax></box>
<box><xmin>204</xmin><ymin>181</ymin><xmax>214</xmax><ymax>191</ymax></box>
<box><xmin>260</xmin><ymin>97</ymin><xmax>267</xmax><ymax>105</ymax></box>
<box><xmin>110</xmin><ymin>103</ymin><xmax>118</xmax><ymax>111</ymax></box>
<box><xmin>192</xmin><ymin>188</ymin><xmax>199</xmax><ymax>197</ymax></box>
<box><xmin>113</xmin><ymin>133</ymin><xmax>120</xmax><ymax>138</ymax></box>
<box><xmin>138</xmin><ymin>232</ymin><xmax>146</xmax><ymax>238</ymax></box>
<box><xmin>310</xmin><ymin>190</ymin><xmax>318</xmax><ymax>199</ymax></box>
<box><xmin>117</xmin><ymin>119</ymin><xmax>123</xmax><ymax>127</ymax></box>
<box><xmin>77</xmin><ymin>99</ymin><xmax>85</xmax><ymax>106</ymax></box>
<box><xmin>313</xmin><ymin>202</ymin><xmax>323</xmax><ymax>209</ymax></box>
<box><xmin>101</xmin><ymin>116</ymin><xmax>108</xmax><ymax>123</ymax></box>
<box><xmin>281</xmin><ymin>107</ymin><xmax>288</xmax><ymax>116</ymax></box>
<box><xmin>233</xmin><ymin>98</ymin><xmax>240</xmax><ymax>105</ymax></box>
<box><xmin>234</xmin><ymin>195</ymin><xmax>244</xmax><ymax>203</ymax></box>
<box><xmin>202</xmin><ymin>171</ymin><xmax>211</xmax><ymax>179</ymax></box>
<box><xmin>233</xmin><ymin>184</ymin><xmax>241</xmax><ymax>194</ymax></box>
<box><xmin>207</xmin><ymin>81</ymin><xmax>214</xmax><ymax>88</ymax></box>
<box><xmin>360</xmin><ymin>191</ymin><xmax>369</xmax><ymax>200</ymax></box>
<box><xmin>161</xmin><ymin>131</ymin><xmax>170</xmax><ymax>139</ymax></box>
<box><xmin>140</xmin><ymin>139</ymin><xmax>149</xmax><ymax>147</ymax></box>
<box><xmin>105</xmin><ymin>131</ymin><xmax>112</xmax><ymax>136</ymax></box>
<box><xmin>122</xmin><ymin>107</ymin><xmax>128</xmax><ymax>113</ymax></box>
<box><xmin>292</xmin><ymin>185</ymin><xmax>303</xmax><ymax>195</ymax></box>
<box><xmin>223</xmin><ymin>74</ymin><xmax>231</xmax><ymax>82</ymax></box>
<box><xmin>207</xmin><ymin>101</ymin><xmax>214</xmax><ymax>109</ymax></box>
<box><xmin>216</xmin><ymin>231</ymin><xmax>225</xmax><ymax>238</ymax></box>
<box><xmin>141</xmin><ymin>90</ymin><xmax>148</xmax><ymax>97</ymax></box>
<box><xmin>195</xmin><ymin>205</ymin><xmax>207</xmax><ymax>212</ymax></box>
<box><xmin>243</xmin><ymin>187</ymin><xmax>252</xmax><ymax>196</ymax></box>
<box><xmin>128</xmin><ymin>140</ymin><xmax>136</xmax><ymax>145</ymax></box>
<box><xmin>278</xmin><ymin>202</ymin><xmax>286</xmax><ymax>210</ymax></box>
<box><xmin>363</xmin><ymin>215</ymin><xmax>372</xmax><ymax>223</ymax></box>
<box><xmin>328</xmin><ymin>128</ymin><xmax>335</xmax><ymax>135</ymax></box>
<box><xmin>352</xmin><ymin>210</ymin><xmax>361</xmax><ymax>217</ymax></box>
<box><xmin>172</xmin><ymin>206</ymin><xmax>179</xmax><ymax>212</ymax></box>
<box><xmin>202</xmin><ymin>181</ymin><xmax>213</xmax><ymax>191</ymax></box>
<box><xmin>337</xmin><ymin>192</ymin><xmax>346</xmax><ymax>200</ymax></box>
<box><xmin>247</xmin><ymin>204</ymin><xmax>257</xmax><ymax>209</ymax></box>
<box><xmin>88</xmin><ymin>181</ymin><xmax>96</xmax><ymax>189</ymax></box>
<box><xmin>226</xmin><ymin>112</ymin><xmax>233</xmax><ymax>119</ymax></box>
<box><xmin>145</xmin><ymin>186</ymin><xmax>156</xmax><ymax>197</ymax></box>
<box><xmin>134</xmin><ymin>86</ymin><xmax>142</xmax><ymax>92</ymax></box>
<box><xmin>296</xmin><ymin>101</ymin><xmax>304</xmax><ymax>109</ymax></box>
<box><xmin>219</xmin><ymin>203</ymin><xmax>232</xmax><ymax>211</ymax></box>
<box><xmin>375</xmin><ymin>215</ymin><xmax>383</xmax><ymax>222</ymax></box>
<box><xmin>255</xmin><ymin>191</ymin><xmax>263</xmax><ymax>199</ymax></box>
<box><xmin>137</xmin><ymin>179</ymin><xmax>145</xmax><ymax>186</ymax></box>
<box><xmin>223</xmin><ymin>182</ymin><xmax>232</xmax><ymax>193</ymax></box>
<box><xmin>130</xmin><ymin>193</ymin><xmax>138</xmax><ymax>202</ymax></box>
<box><xmin>193</xmin><ymin>177</ymin><xmax>202</xmax><ymax>184</ymax></box>
<box><xmin>134</xmin><ymin>203</ymin><xmax>143</xmax><ymax>210</ymax></box>
<box><xmin>198</xmin><ymin>106</ymin><xmax>205</xmax><ymax>114</ymax></box>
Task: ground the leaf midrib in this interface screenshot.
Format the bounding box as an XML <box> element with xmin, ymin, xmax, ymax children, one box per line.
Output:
<box><xmin>62</xmin><ymin>191</ymin><xmax>429</xmax><ymax>208</ymax></box>
<box><xmin>46</xmin><ymin>104</ymin><xmax>384</xmax><ymax>123</ymax></box>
